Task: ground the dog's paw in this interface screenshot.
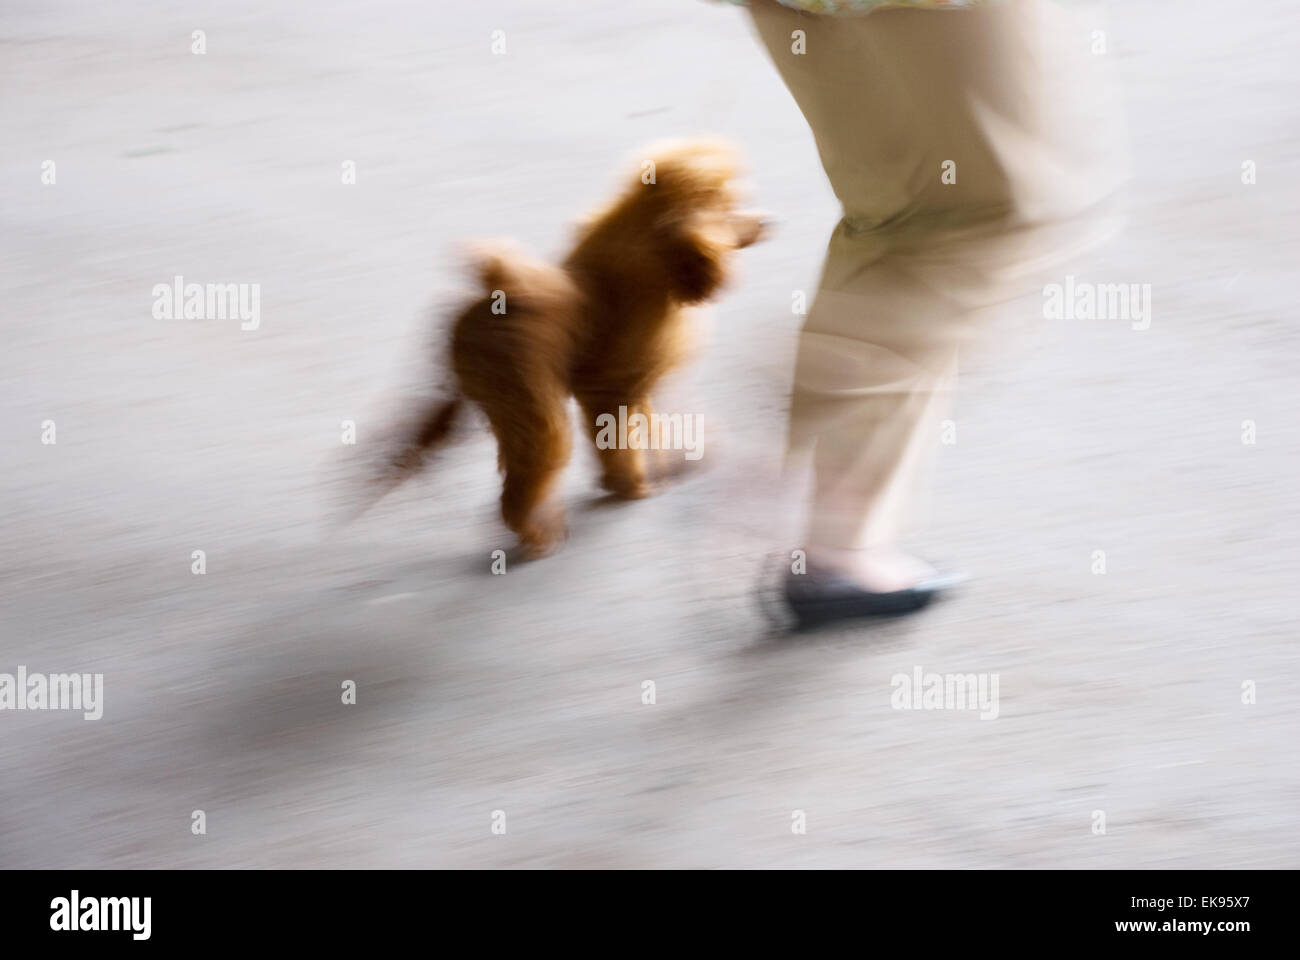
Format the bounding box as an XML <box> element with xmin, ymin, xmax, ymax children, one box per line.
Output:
<box><xmin>514</xmin><ymin>509</ymin><xmax>568</xmax><ymax>561</ymax></box>
<box><xmin>646</xmin><ymin>445</ymin><xmax>712</xmax><ymax>487</ymax></box>
<box><xmin>600</xmin><ymin>474</ymin><xmax>652</xmax><ymax>500</ymax></box>
<box><xmin>516</xmin><ymin>532</ymin><xmax>566</xmax><ymax>562</ymax></box>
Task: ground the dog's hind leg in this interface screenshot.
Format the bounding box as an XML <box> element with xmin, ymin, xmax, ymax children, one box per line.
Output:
<box><xmin>495</xmin><ymin>404</ymin><xmax>573</xmax><ymax>559</ymax></box>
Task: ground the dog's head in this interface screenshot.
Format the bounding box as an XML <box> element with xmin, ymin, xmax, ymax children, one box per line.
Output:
<box><xmin>628</xmin><ymin>139</ymin><xmax>772</xmax><ymax>304</ymax></box>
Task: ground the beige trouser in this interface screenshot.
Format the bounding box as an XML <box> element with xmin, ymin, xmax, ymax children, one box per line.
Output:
<box><xmin>748</xmin><ymin>0</ymin><xmax>1125</xmax><ymax>549</ymax></box>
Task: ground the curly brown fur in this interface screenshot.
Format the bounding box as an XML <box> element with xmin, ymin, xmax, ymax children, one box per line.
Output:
<box><xmin>384</xmin><ymin>140</ymin><xmax>768</xmax><ymax>558</ymax></box>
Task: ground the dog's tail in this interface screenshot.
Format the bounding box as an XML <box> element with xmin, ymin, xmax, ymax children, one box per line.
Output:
<box><xmin>380</xmin><ymin>392</ymin><xmax>463</xmax><ymax>489</ymax></box>
<box><xmin>333</xmin><ymin>393</ymin><xmax>462</xmax><ymax>527</ymax></box>
<box><xmin>395</xmin><ymin>394</ymin><xmax>463</xmax><ymax>470</ymax></box>
<box><xmin>466</xmin><ymin>238</ymin><xmax>580</xmax><ymax>316</ymax></box>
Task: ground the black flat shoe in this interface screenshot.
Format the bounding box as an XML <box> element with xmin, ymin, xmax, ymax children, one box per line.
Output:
<box><xmin>783</xmin><ymin>565</ymin><xmax>966</xmax><ymax>628</ymax></box>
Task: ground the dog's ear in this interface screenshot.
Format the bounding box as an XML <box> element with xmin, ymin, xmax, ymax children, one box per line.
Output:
<box><xmin>656</xmin><ymin>213</ymin><xmax>730</xmax><ymax>304</ymax></box>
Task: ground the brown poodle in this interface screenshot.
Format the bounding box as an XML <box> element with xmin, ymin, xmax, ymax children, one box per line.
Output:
<box><xmin>375</xmin><ymin>140</ymin><xmax>769</xmax><ymax>558</ymax></box>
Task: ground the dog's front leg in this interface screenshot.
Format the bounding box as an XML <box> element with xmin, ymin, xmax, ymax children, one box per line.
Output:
<box><xmin>580</xmin><ymin>393</ymin><xmax>651</xmax><ymax>500</ymax></box>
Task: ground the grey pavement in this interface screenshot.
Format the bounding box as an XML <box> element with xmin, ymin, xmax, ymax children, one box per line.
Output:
<box><xmin>1</xmin><ymin>0</ymin><xmax>1297</xmax><ymax>868</ymax></box>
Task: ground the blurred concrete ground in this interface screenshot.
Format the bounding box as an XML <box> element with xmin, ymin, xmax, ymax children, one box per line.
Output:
<box><xmin>1</xmin><ymin>0</ymin><xmax>1297</xmax><ymax>867</ymax></box>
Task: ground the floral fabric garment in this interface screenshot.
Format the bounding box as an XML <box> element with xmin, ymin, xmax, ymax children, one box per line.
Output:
<box><xmin>721</xmin><ymin>0</ymin><xmax>986</xmax><ymax>13</ymax></box>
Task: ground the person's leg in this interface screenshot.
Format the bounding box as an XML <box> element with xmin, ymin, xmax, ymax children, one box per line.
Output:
<box><xmin>787</xmin><ymin>244</ymin><xmax>963</xmax><ymax>591</ymax></box>
<box><xmin>748</xmin><ymin>0</ymin><xmax>1122</xmax><ymax>598</ymax></box>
